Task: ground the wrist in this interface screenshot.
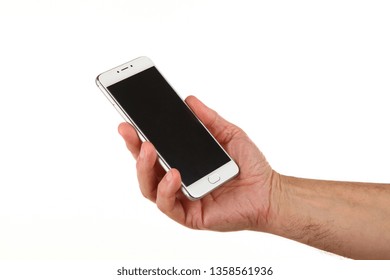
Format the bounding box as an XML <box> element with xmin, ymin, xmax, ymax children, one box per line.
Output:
<box><xmin>253</xmin><ymin>169</ymin><xmax>284</xmax><ymax>233</ymax></box>
<box><xmin>253</xmin><ymin>170</ymin><xmax>283</xmax><ymax>234</ymax></box>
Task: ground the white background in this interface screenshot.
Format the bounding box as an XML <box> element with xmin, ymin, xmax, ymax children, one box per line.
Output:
<box><xmin>0</xmin><ymin>0</ymin><xmax>389</xmax><ymax>268</ymax></box>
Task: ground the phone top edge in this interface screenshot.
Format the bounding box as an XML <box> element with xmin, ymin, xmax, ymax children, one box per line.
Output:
<box><xmin>95</xmin><ymin>75</ymin><xmax>102</xmax><ymax>87</ymax></box>
<box><xmin>96</xmin><ymin>56</ymin><xmax>154</xmax><ymax>87</ymax></box>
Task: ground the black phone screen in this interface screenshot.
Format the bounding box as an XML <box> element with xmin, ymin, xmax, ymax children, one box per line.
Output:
<box><xmin>108</xmin><ymin>67</ymin><xmax>230</xmax><ymax>186</ymax></box>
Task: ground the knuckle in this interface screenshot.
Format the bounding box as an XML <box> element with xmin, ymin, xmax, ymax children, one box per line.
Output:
<box><xmin>156</xmin><ymin>201</ymin><xmax>164</xmax><ymax>212</ymax></box>
<box><xmin>156</xmin><ymin>200</ymin><xmax>167</xmax><ymax>214</ymax></box>
<box><xmin>139</xmin><ymin>187</ymin><xmax>149</xmax><ymax>199</ymax></box>
<box><xmin>140</xmin><ymin>186</ymin><xmax>156</xmax><ymax>202</ymax></box>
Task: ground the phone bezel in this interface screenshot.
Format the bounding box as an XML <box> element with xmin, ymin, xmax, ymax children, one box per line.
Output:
<box><xmin>96</xmin><ymin>56</ymin><xmax>239</xmax><ymax>200</ymax></box>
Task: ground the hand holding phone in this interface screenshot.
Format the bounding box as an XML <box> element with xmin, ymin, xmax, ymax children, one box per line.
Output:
<box><xmin>96</xmin><ymin>57</ymin><xmax>239</xmax><ymax>199</ymax></box>
<box><xmin>118</xmin><ymin>95</ymin><xmax>275</xmax><ymax>232</ymax></box>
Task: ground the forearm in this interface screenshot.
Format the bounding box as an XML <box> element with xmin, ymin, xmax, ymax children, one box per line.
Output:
<box><xmin>265</xmin><ymin>172</ymin><xmax>390</xmax><ymax>259</ymax></box>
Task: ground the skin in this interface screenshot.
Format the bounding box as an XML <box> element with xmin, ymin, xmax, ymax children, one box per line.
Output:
<box><xmin>118</xmin><ymin>95</ymin><xmax>390</xmax><ymax>260</ymax></box>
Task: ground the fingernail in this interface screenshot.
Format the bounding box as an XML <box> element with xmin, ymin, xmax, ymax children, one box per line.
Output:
<box><xmin>166</xmin><ymin>170</ymin><xmax>173</xmax><ymax>182</ymax></box>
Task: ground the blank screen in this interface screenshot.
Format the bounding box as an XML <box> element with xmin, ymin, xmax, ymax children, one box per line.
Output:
<box><xmin>107</xmin><ymin>67</ymin><xmax>230</xmax><ymax>186</ymax></box>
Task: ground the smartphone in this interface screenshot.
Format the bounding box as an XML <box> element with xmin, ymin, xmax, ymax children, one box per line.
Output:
<box><xmin>96</xmin><ymin>56</ymin><xmax>239</xmax><ymax>200</ymax></box>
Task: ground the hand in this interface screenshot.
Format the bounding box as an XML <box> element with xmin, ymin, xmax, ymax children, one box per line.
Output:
<box><xmin>118</xmin><ymin>96</ymin><xmax>277</xmax><ymax>232</ymax></box>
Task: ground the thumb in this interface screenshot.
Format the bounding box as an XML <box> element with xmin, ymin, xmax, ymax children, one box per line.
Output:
<box><xmin>185</xmin><ymin>95</ymin><xmax>240</xmax><ymax>143</ymax></box>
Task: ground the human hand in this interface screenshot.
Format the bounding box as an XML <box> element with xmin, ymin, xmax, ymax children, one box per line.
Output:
<box><xmin>118</xmin><ymin>96</ymin><xmax>278</xmax><ymax>232</ymax></box>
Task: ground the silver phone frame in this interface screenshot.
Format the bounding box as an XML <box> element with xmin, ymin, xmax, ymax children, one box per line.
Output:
<box><xmin>96</xmin><ymin>56</ymin><xmax>239</xmax><ymax>200</ymax></box>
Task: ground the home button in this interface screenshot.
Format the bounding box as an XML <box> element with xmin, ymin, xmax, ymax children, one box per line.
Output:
<box><xmin>208</xmin><ymin>174</ymin><xmax>221</xmax><ymax>184</ymax></box>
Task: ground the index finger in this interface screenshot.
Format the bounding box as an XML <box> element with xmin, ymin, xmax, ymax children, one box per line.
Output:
<box><xmin>118</xmin><ymin>122</ymin><xmax>142</xmax><ymax>159</ymax></box>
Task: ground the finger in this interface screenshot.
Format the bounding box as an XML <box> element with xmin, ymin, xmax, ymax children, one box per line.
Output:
<box><xmin>118</xmin><ymin>122</ymin><xmax>142</xmax><ymax>159</ymax></box>
<box><xmin>156</xmin><ymin>169</ymin><xmax>186</xmax><ymax>225</ymax></box>
<box><xmin>185</xmin><ymin>95</ymin><xmax>242</xmax><ymax>143</ymax></box>
<box><xmin>136</xmin><ymin>142</ymin><xmax>160</xmax><ymax>202</ymax></box>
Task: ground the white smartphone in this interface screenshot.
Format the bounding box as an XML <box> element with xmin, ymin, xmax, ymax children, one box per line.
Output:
<box><xmin>96</xmin><ymin>56</ymin><xmax>239</xmax><ymax>200</ymax></box>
